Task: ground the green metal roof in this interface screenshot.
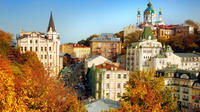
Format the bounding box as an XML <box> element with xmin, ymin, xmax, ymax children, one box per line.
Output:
<box><xmin>142</xmin><ymin>26</ymin><xmax>155</xmax><ymax>40</ymax></box>
<box><xmin>174</xmin><ymin>53</ymin><xmax>200</xmax><ymax>57</ymax></box>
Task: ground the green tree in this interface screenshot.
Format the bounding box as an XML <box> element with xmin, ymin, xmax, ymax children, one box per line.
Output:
<box><xmin>125</xmin><ymin>30</ymin><xmax>142</xmax><ymax>44</ymax></box>
<box><xmin>77</xmin><ymin>34</ymin><xmax>99</xmax><ymax>46</ymax></box>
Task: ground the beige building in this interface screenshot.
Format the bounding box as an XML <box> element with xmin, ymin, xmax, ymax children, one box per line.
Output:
<box><xmin>60</xmin><ymin>44</ymin><xmax>90</xmax><ymax>60</ymax></box>
<box><xmin>16</xmin><ymin>12</ymin><xmax>61</xmax><ymax>76</ymax></box>
<box><xmin>88</xmin><ymin>62</ymin><xmax>129</xmax><ymax>101</ymax></box>
<box><xmin>156</xmin><ymin>67</ymin><xmax>200</xmax><ymax>112</ymax></box>
<box><xmin>90</xmin><ymin>33</ymin><xmax>121</xmax><ymax>61</ymax></box>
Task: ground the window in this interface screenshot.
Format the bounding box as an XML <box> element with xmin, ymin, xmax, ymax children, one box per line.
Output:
<box><xmin>106</xmin><ymin>74</ymin><xmax>110</xmax><ymax>79</ymax></box>
<box><xmin>45</xmin><ymin>47</ymin><xmax>47</xmax><ymax>51</ymax></box>
<box><xmin>41</xmin><ymin>47</ymin><xmax>43</xmax><ymax>51</ymax></box>
<box><xmin>98</xmin><ymin>43</ymin><xmax>101</xmax><ymax>47</ymax></box>
<box><xmin>21</xmin><ymin>47</ymin><xmax>23</xmax><ymax>51</ymax></box>
<box><xmin>45</xmin><ymin>55</ymin><xmax>47</xmax><ymax>59</ymax></box>
<box><xmin>35</xmin><ymin>47</ymin><xmax>38</xmax><ymax>52</ymax></box>
<box><xmin>35</xmin><ymin>40</ymin><xmax>38</xmax><ymax>43</ymax></box>
<box><xmin>41</xmin><ymin>55</ymin><xmax>43</xmax><ymax>59</ymax></box>
<box><xmin>123</xmin><ymin>83</ymin><xmax>126</xmax><ymax>88</ymax></box>
<box><xmin>50</xmin><ymin>55</ymin><xmax>52</xmax><ymax>59</ymax></box>
<box><xmin>30</xmin><ymin>40</ymin><xmax>32</xmax><ymax>43</ymax></box>
<box><xmin>30</xmin><ymin>47</ymin><xmax>32</xmax><ymax>51</ymax></box>
<box><xmin>124</xmin><ymin>74</ymin><xmax>127</xmax><ymax>79</ymax></box>
<box><xmin>106</xmin><ymin>83</ymin><xmax>110</xmax><ymax>89</ymax></box>
<box><xmin>106</xmin><ymin>93</ymin><xmax>110</xmax><ymax>98</ymax></box>
<box><xmin>49</xmin><ymin>47</ymin><xmax>51</xmax><ymax>51</ymax></box>
<box><xmin>117</xmin><ymin>93</ymin><xmax>121</xmax><ymax>98</ymax></box>
<box><xmin>25</xmin><ymin>47</ymin><xmax>27</xmax><ymax>51</ymax></box>
<box><xmin>117</xmin><ymin>83</ymin><xmax>121</xmax><ymax>89</ymax></box>
<box><xmin>118</xmin><ymin>74</ymin><xmax>121</xmax><ymax>79</ymax></box>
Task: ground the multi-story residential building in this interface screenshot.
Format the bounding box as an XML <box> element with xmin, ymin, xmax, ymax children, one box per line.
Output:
<box><xmin>156</xmin><ymin>67</ymin><xmax>200</xmax><ymax>112</ymax></box>
<box><xmin>88</xmin><ymin>62</ymin><xmax>129</xmax><ymax>101</ymax></box>
<box><xmin>60</xmin><ymin>43</ymin><xmax>90</xmax><ymax>60</ymax></box>
<box><xmin>156</xmin><ymin>25</ymin><xmax>176</xmax><ymax>39</ymax></box>
<box><xmin>90</xmin><ymin>33</ymin><xmax>121</xmax><ymax>61</ymax></box>
<box><xmin>16</xmin><ymin>11</ymin><xmax>61</xmax><ymax>76</ymax></box>
<box><xmin>175</xmin><ymin>25</ymin><xmax>194</xmax><ymax>36</ymax></box>
<box><xmin>60</xmin><ymin>43</ymin><xmax>74</xmax><ymax>54</ymax></box>
<box><xmin>126</xmin><ymin>26</ymin><xmax>163</xmax><ymax>71</ymax></box>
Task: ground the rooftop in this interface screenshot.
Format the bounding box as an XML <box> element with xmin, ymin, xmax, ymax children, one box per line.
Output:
<box><xmin>174</xmin><ymin>53</ymin><xmax>200</xmax><ymax>57</ymax></box>
<box><xmin>85</xmin><ymin>98</ymin><xmax>120</xmax><ymax>112</ymax></box>
<box><xmin>91</xmin><ymin>33</ymin><xmax>120</xmax><ymax>42</ymax></box>
<box><xmin>95</xmin><ymin>62</ymin><xmax>125</xmax><ymax>71</ymax></box>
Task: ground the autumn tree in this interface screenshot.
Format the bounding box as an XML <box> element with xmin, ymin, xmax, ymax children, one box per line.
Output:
<box><xmin>185</xmin><ymin>19</ymin><xmax>199</xmax><ymax>29</ymax></box>
<box><xmin>117</xmin><ymin>70</ymin><xmax>179</xmax><ymax>112</ymax></box>
<box><xmin>125</xmin><ymin>30</ymin><xmax>142</xmax><ymax>44</ymax></box>
<box><xmin>167</xmin><ymin>34</ymin><xmax>200</xmax><ymax>52</ymax></box>
<box><xmin>0</xmin><ymin>30</ymin><xmax>13</xmax><ymax>56</ymax></box>
<box><xmin>0</xmin><ymin>30</ymin><xmax>86</xmax><ymax>112</ymax></box>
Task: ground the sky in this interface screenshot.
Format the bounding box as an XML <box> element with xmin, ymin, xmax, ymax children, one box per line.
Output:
<box><xmin>0</xmin><ymin>0</ymin><xmax>200</xmax><ymax>44</ymax></box>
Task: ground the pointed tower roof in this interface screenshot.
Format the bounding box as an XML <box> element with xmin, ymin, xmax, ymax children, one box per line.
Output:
<box><xmin>47</xmin><ymin>11</ymin><xmax>56</xmax><ymax>32</ymax></box>
<box><xmin>141</xmin><ymin>26</ymin><xmax>155</xmax><ymax>40</ymax></box>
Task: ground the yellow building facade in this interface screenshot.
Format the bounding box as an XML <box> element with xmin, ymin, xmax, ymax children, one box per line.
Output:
<box><xmin>60</xmin><ymin>44</ymin><xmax>91</xmax><ymax>60</ymax></box>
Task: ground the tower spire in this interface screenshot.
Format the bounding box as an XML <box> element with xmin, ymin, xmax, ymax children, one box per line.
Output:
<box><xmin>47</xmin><ymin>11</ymin><xmax>56</xmax><ymax>32</ymax></box>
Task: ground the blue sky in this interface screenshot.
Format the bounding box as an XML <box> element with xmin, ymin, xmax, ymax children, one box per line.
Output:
<box><xmin>0</xmin><ymin>0</ymin><xmax>200</xmax><ymax>44</ymax></box>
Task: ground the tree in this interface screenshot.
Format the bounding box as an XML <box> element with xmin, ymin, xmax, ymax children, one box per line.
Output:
<box><xmin>167</xmin><ymin>34</ymin><xmax>200</xmax><ymax>52</ymax></box>
<box><xmin>77</xmin><ymin>34</ymin><xmax>99</xmax><ymax>46</ymax></box>
<box><xmin>0</xmin><ymin>30</ymin><xmax>13</xmax><ymax>56</ymax></box>
<box><xmin>0</xmin><ymin>30</ymin><xmax>86</xmax><ymax>111</ymax></box>
<box><xmin>0</xmin><ymin>56</ymin><xmax>27</xmax><ymax>111</ymax></box>
<box><xmin>117</xmin><ymin>70</ymin><xmax>179</xmax><ymax>112</ymax></box>
<box><xmin>125</xmin><ymin>30</ymin><xmax>142</xmax><ymax>44</ymax></box>
<box><xmin>185</xmin><ymin>19</ymin><xmax>199</xmax><ymax>29</ymax></box>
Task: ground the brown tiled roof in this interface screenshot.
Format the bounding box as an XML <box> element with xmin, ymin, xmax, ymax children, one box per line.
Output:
<box><xmin>95</xmin><ymin>62</ymin><xmax>125</xmax><ymax>71</ymax></box>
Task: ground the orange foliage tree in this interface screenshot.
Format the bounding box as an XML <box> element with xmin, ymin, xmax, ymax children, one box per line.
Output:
<box><xmin>0</xmin><ymin>30</ymin><xmax>86</xmax><ymax>112</ymax></box>
<box><xmin>116</xmin><ymin>70</ymin><xmax>179</xmax><ymax>112</ymax></box>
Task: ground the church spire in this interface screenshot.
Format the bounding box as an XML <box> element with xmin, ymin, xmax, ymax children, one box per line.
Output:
<box><xmin>47</xmin><ymin>11</ymin><xmax>56</xmax><ymax>32</ymax></box>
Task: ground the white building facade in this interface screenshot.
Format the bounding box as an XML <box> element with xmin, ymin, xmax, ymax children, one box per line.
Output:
<box><xmin>126</xmin><ymin>26</ymin><xmax>162</xmax><ymax>71</ymax></box>
<box><xmin>126</xmin><ymin>26</ymin><xmax>200</xmax><ymax>71</ymax></box>
<box><xmin>89</xmin><ymin>62</ymin><xmax>129</xmax><ymax>101</ymax></box>
<box><xmin>17</xmin><ymin>12</ymin><xmax>61</xmax><ymax>76</ymax></box>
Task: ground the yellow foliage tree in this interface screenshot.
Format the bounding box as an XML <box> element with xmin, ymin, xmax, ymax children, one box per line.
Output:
<box><xmin>117</xmin><ymin>70</ymin><xmax>179</xmax><ymax>112</ymax></box>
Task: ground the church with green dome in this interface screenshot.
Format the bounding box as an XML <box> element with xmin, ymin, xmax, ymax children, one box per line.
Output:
<box><xmin>137</xmin><ymin>0</ymin><xmax>164</xmax><ymax>26</ymax></box>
